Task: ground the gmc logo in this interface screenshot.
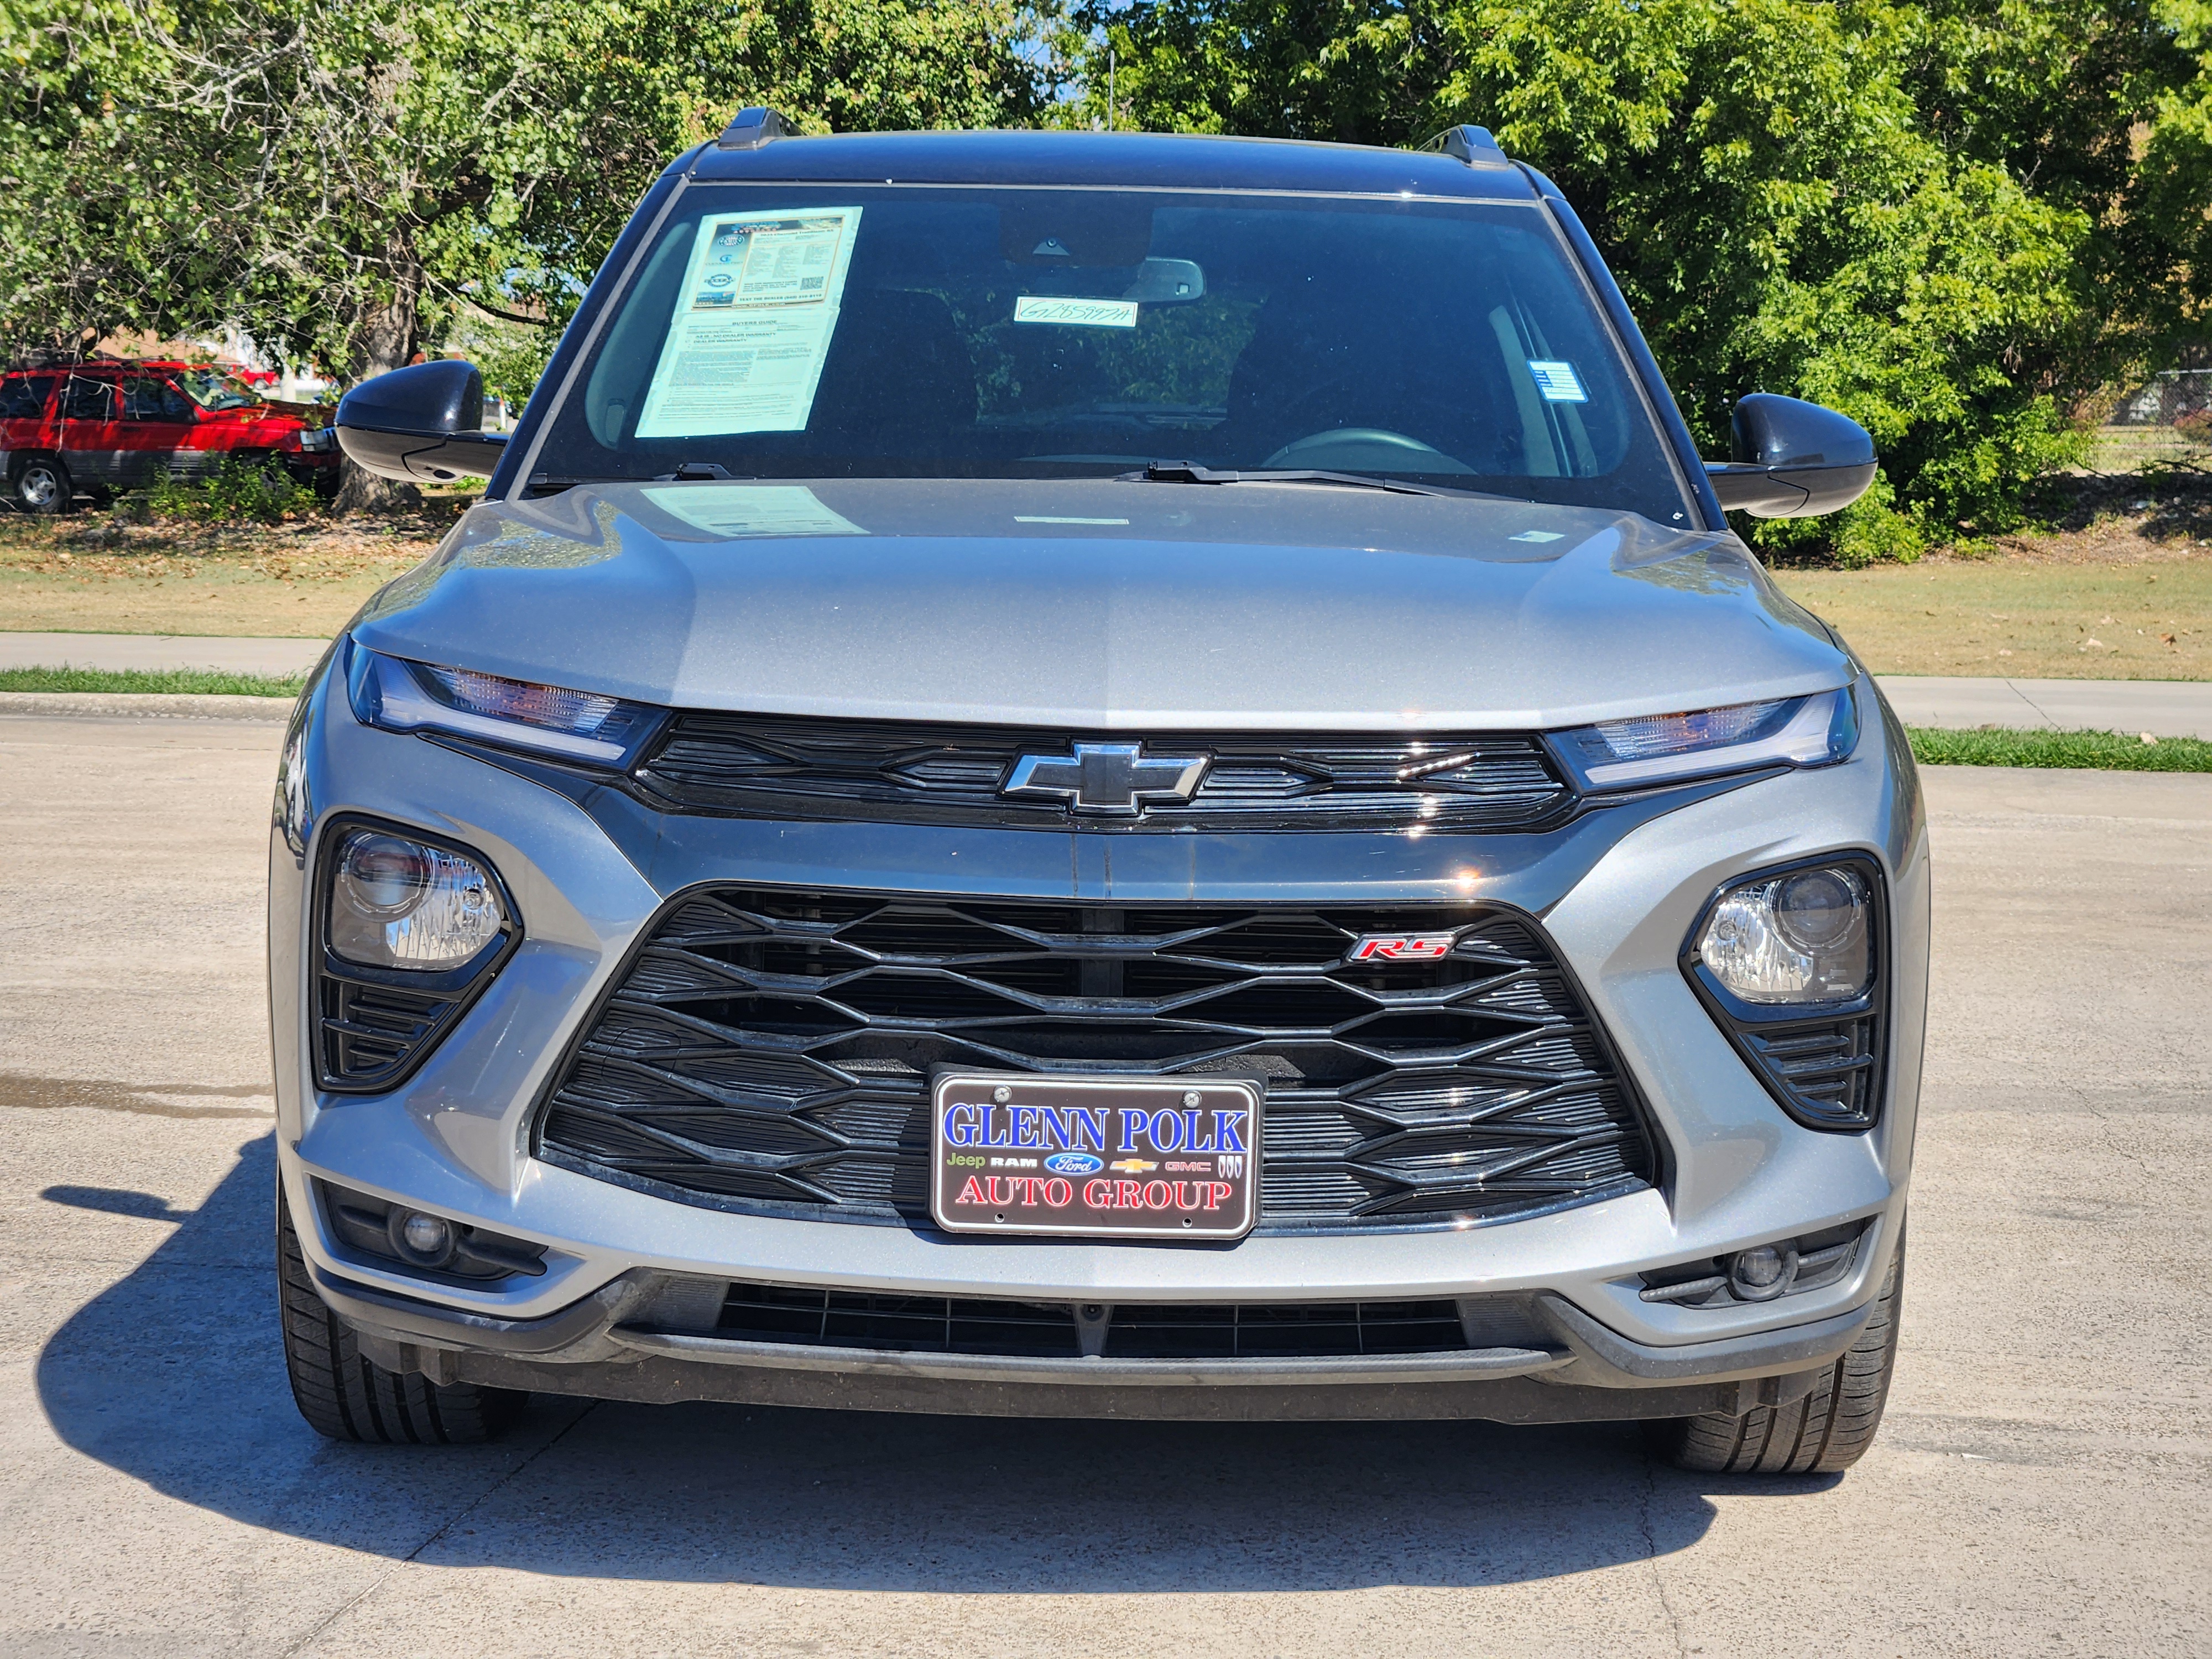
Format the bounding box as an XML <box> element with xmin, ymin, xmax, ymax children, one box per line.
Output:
<box><xmin>1346</xmin><ymin>933</ymin><xmax>1458</xmax><ymax>962</ymax></box>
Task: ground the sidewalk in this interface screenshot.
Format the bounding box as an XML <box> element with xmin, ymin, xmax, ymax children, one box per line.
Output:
<box><xmin>4</xmin><ymin>633</ymin><xmax>2211</xmax><ymax>738</ymax></box>
<box><xmin>1876</xmin><ymin>675</ymin><xmax>2212</xmax><ymax>741</ymax></box>
<box><xmin>0</xmin><ymin>631</ymin><xmax>328</xmax><ymax>677</ymax></box>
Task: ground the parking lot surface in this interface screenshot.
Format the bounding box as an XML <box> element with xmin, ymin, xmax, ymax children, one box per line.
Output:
<box><xmin>0</xmin><ymin>713</ymin><xmax>2205</xmax><ymax>1658</ymax></box>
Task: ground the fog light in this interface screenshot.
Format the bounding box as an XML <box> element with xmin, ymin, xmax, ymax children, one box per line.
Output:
<box><xmin>389</xmin><ymin>1208</ymin><xmax>455</xmax><ymax>1267</ymax></box>
<box><xmin>1728</xmin><ymin>1243</ymin><xmax>1799</xmax><ymax>1301</ymax></box>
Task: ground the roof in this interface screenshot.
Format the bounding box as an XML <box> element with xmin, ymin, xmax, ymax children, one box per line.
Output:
<box><xmin>682</xmin><ymin>129</ymin><xmax>1534</xmax><ymax>201</ymax></box>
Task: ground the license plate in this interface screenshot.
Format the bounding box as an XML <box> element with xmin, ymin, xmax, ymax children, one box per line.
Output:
<box><xmin>930</xmin><ymin>1072</ymin><xmax>1262</xmax><ymax>1240</ymax></box>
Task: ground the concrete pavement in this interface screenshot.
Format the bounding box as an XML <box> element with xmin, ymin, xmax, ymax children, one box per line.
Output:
<box><xmin>0</xmin><ymin>712</ymin><xmax>2206</xmax><ymax>1657</ymax></box>
<box><xmin>1879</xmin><ymin>674</ymin><xmax>2212</xmax><ymax>739</ymax></box>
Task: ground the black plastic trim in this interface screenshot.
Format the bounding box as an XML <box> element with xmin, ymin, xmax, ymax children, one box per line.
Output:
<box><xmin>311</xmin><ymin>812</ymin><xmax>524</xmax><ymax>1094</ymax></box>
<box><xmin>1678</xmin><ymin>851</ymin><xmax>1891</xmax><ymax>1133</ymax></box>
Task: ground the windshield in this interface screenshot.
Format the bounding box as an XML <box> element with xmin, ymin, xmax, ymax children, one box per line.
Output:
<box><xmin>175</xmin><ymin>368</ymin><xmax>265</xmax><ymax>411</ymax></box>
<box><xmin>528</xmin><ymin>184</ymin><xmax>1691</xmax><ymax>521</ymax></box>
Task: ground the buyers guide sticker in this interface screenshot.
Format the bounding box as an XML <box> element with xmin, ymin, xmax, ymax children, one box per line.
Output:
<box><xmin>634</xmin><ymin>207</ymin><xmax>863</xmax><ymax>438</ymax></box>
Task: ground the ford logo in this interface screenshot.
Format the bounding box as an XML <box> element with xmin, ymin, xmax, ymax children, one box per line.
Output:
<box><xmin>1044</xmin><ymin>1152</ymin><xmax>1103</xmax><ymax>1175</ymax></box>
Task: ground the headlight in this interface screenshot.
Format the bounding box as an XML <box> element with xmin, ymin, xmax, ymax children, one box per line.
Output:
<box><xmin>1552</xmin><ymin>686</ymin><xmax>1858</xmax><ymax>790</ymax></box>
<box><xmin>346</xmin><ymin>643</ymin><xmax>664</xmax><ymax>765</ymax></box>
<box><xmin>315</xmin><ymin>820</ymin><xmax>519</xmax><ymax>1092</ymax></box>
<box><xmin>1681</xmin><ymin>854</ymin><xmax>1886</xmax><ymax>1132</ymax></box>
<box><xmin>1694</xmin><ymin>865</ymin><xmax>1871</xmax><ymax>1003</ymax></box>
<box><xmin>327</xmin><ymin>827</ymin><xmax>504</xmax><ymax>969</ymax></box>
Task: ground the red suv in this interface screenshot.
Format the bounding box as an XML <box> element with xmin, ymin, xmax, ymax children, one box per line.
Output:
<box><xmin>1</xmin><ymin>361</ymin><xmax>340</xmax><ymax>513</ymax></box>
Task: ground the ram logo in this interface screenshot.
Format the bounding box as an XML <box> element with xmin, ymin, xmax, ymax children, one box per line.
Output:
<box><xmin>1346</xmin><ymin>933</ymin><xmax>1458</xmax><ymax>962</ymax></box>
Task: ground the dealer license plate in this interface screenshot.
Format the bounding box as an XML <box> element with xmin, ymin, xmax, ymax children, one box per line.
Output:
<box><xmin>930</xmin><ymin>1072</ymin><xmax>1262</xmax><ymax>1240</ymax></box>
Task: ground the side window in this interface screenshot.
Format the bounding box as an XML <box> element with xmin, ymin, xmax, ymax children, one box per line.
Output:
<box><xmin>1</xmin><ymin>376</ymin><xmax>56</xmax><ymax>418</ymax></box>
<box><xmin>158</xmin><ymin>380</ymin><xmax>195</xmax><ymax>421</ymax></box>
<box><xmin>64</xmin><ymin>377</ymin><xmax>117</xmax><ymax>421</ymax></box>
<box><xmin>122</xmin><ymin>378</ymin><xmax>183</xmax><ymax>421</ymax></box>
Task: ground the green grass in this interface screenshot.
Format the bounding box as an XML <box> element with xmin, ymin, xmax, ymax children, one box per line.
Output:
<box><xmin>1908</xmin><ymin>725</ymin><xmax>2212</xmax><ymax>770</ymax></box>
<box><xmin>0</xmin><ymin>665</ymin><xmax>306</xmax><ymax>697</ymax></box>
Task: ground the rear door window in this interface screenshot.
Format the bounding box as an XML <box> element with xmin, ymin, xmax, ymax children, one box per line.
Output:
<box><xmin>1</xmin><ymin>376</ymin><xmax>56</xmax><ymax>419</ymax></box>
<box><xmin>64</xmin><ymin>378</ymin><xmax>118</xmax><ymax>421</ymax></box>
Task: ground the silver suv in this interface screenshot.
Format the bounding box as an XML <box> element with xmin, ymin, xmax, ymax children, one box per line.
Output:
<box><xmin>275</xmin><ymin>118</ymin><xmax>1925</xmax><ymax>1475</ymax></box>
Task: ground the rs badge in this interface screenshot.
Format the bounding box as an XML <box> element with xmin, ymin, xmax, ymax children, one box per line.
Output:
<box><xmin>1345</xmin><ymin>933</ymin><xmax>1458</xmax><ymax>962</ymax></box>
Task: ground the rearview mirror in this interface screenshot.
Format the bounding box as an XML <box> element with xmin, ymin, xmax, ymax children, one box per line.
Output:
<box><xmin>1705</xmin><ymin>394</ymin><xmax>1875</xmax><ymax>518</ymax></box>
<box><xmin>333</xmin><ymin>359</ymin><xmax>507</xmax><ymax>482</ymax></box>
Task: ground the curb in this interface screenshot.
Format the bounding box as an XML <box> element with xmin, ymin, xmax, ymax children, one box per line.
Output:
<box><xmin>0</xmin><ymin>690</ymin><xmax>294</xmax><ymax>723</ymax></box>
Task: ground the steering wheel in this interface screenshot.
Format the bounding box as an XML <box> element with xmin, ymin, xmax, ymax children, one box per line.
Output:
<box><xmin>1256</xmin><ymin>374</ymin><xmax>1472</xmax><ymax>472</ymax></box>
<box><xmin>1261</xmin><ymin>426</ymin><xmax>1468</xmax><ymax>471</ymax></box>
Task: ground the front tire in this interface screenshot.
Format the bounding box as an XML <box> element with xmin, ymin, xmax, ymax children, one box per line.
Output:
<box><xmin>11</xmin><ymin>453</ymin><xmax>71</xmax><ymax>514</ymax></box>
<box><xmin>1650</xmin><ymin>1227</ymin><xmax>1904</xmax><ymax>1475</ymax></box>
<box><xmin>276</xmin><ymin>1183</ymin><xmax>526</xmax><ymax>1444</ymax></box>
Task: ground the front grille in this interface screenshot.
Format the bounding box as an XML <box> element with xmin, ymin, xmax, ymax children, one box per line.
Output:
<box><xmin>633</xmin><ymin>712</ymin><xmax>1573</xmax><ymax>833</ymax></box>
<box><xmin>708</xmin><ymin>1281</ymin><xmax>1545</xmax><ymax>1359</ymax></box>
<box><xmin>537</xmin><ymin>886</ymin><xmax>1656</xmax><ymax>1232</ymax></box>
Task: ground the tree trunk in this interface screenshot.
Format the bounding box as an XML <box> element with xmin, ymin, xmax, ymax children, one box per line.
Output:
<box><xmin>333</xmin><ymin>245</ymin><xmax>426</xmax><ymax>515</ymax></box>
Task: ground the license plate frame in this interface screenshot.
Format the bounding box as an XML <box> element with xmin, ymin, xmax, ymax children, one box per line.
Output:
<box><xmin>929</xmin><ymin>1071</ymin><xmax>1262</xmax><ymax>1240</ymax></box>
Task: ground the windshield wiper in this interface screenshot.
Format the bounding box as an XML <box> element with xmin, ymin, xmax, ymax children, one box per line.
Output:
<box><xmin>1125</xmin><ymin>460</ymin><xmax>1482</xmax><ymax>499</ymax></box>
<box><xmin>525</xmin><ymin>472</ymin><xmax>647</xmax><ymax>495</ymax></box>
<box><xmin>653</xmin><ymin>462</ymin><xmax>756</xmax><ymax>482</ymax></box>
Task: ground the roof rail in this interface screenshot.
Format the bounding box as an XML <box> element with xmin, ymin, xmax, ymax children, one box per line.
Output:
<box><xmin>717</xmin><ymin>106</ymin><xmax>794</xmax><ymax>150</ymax></box>
<box><xmin>1421</xmin><ymin>125</ymin><xmax>1504</xmax><ymax>163</ymax></box>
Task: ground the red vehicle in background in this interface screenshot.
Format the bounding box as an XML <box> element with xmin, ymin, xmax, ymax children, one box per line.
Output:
<box><xmin>0</xmin><ymin>359</ymin><xmax>339</xmax><ymax>513</ymax></box>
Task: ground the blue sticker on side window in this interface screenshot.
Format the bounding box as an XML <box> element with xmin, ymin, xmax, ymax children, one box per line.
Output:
<box><xmin>1526</xmin><ymin>360</ymin><xmax>1588</xmax><ymax>403</ymax></box>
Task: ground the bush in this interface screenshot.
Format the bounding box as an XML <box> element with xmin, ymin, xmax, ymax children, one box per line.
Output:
<box><xmin>1750</xmin><ymin>467</ymin><xmax>1928</xmax><ymax>568</ymax></box>
<box><xmin>140</xmin><ymin>457</ymin><xmax>312</xmax><ymax>525</ymax></box>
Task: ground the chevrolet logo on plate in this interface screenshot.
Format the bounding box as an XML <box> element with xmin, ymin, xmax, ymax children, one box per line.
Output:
<box><xmin>1001</xmin><ymin>742</ymin><xmax>1208</xmax><ymax>815</ymax></box>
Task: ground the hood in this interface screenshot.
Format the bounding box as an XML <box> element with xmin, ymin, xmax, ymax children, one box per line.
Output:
<box><xmin>352</xmin><ymin>478</ymin><xmax>1850</xmax><ymax>731</ymax></box>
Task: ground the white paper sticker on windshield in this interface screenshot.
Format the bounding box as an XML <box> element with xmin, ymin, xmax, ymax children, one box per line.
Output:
<box><xmin>1014</xmin><ymin>296</ymin><xmax>1140</xmax><ymax>328</ymax></box>
<box><xmin>1526</xmin><ymin>360</ymin><xmax>1588</xmax><ymax>403</ymax></box>
<box><xmin>633</xmin><ymin>207</ymin><xmax>863</xmax><ymax>439</ymax></box>
<box><xmin>640</xmin><ymin>484</ymin><xmax>865</xmax><ymax>539</ymax></box>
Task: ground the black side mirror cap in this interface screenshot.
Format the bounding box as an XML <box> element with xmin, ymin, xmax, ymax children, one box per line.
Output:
<box><xmin>1705</xmin><ymin>393</ymin><xmax>1876</xmax><ymax>518</ymax></box>
<box><xmin>333</xmin><ymin>359</ymin><xmax>507</xmax><ymax>482</ymax></box>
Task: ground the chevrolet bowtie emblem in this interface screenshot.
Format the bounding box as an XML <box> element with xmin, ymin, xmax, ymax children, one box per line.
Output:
<box><xmin>1002</xmin><ymin>742</ymin><xmax>1208</xmax><ymax>815</ymax></box>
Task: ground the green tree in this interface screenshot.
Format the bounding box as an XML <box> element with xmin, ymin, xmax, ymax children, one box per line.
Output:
<box><xmin>1</xmin><ymin>0</ymin><xmax>1050</xmax><ymax>505</ymax></box>
<box><xmin>1067</xmin><ymin>0</ymin><xmax>2206</xmax><ymax>554</ymax></box>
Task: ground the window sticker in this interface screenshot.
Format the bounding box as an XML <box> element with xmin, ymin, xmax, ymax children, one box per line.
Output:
<box><xmin>1526</xmin><ymin>360</ymin><xmax>1588</xmax><ymax>403</ymax></box>
<box><xmin>634</xmin><ymin>207</ymin><xmax>863</xmax><ymax>438</ymax></box>
<box><xmin>640</xmin><ymin>483</ymin><xmax>867</xmax><ymax>539</ymax></box>
<box><xmin>1509</xmin><ymin>529</ymin><xmax>1564</xmax><ymax>543</ymax></box>
<box><xmin>1013</xmin><ymin>296</ymin><xmax>1140</xmax><ymax>329</ymax></box>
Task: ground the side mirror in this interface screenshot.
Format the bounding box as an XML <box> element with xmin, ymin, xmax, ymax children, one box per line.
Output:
<box><xmin>1705</xmin><ymin>393</ymin><xmax>1876</xmax><ymax>518</ymax></box>
<box><xmin>333</xmin><ymin>359</ymin><xmax>507</xmax><ymax>482</ymax></box>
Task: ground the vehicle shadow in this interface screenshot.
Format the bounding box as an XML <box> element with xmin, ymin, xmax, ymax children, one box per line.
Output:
<box><xmin>35</xmin><ymin>1133</ymin><xmax>1771</xmax><ymax>1589</ymax></box>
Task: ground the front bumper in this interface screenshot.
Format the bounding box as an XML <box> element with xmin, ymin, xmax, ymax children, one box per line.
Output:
<box><xmin>269</xmin><ymin>654</ymin><xmax>1930</xmax><ymax>1418</ymax></box>
<box><xmin>307</xmin><ymin>1251</ymin><xmax>1879</xmax><ymax>1423</ymax></box>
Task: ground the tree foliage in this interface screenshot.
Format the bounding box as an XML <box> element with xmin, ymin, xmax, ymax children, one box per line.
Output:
<box><xmin>0</xmin><ymin>0</ymin><xmax>1046</xmax><ymax>476</ymax></box>
<box><xmin>1068</xmin><ymin>0</ymin><xmax>2212</xmax><ymax>553</ymax></box>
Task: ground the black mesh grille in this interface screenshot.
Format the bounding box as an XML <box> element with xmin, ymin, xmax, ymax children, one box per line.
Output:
<box><xmin>537</xmin><ymin>886</ymin><xmax>1657</xmax><ymax>1232</ymax></box>
<box><xmin>633</xmin><ymin>712</ymin><xmax>1572</xmax><ymax>833</ymax></box>
<box><xmin>706</xmin><ymin>1282</ymin><xmax>1545</xmax><ymax>1359</ymax></box>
